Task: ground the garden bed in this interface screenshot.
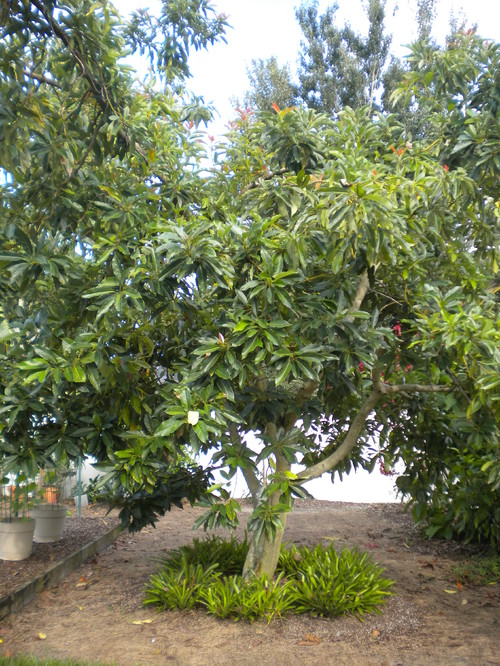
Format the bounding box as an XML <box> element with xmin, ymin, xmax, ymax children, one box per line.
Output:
<box><xmin>0</xmin><ymin>501</ymin><xmax>498</xmax><ymax>666</ymax></box>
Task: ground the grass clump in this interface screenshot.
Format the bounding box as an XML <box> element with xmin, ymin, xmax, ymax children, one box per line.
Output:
<box><xmin>144</xmin><ymin>536</ymin><xmax>394</xmax><ymax>621</ymax></box>
<box><xmin>451</xmin><ymin>551</ymin><xmax>500</xmax><ymax>586</ymax></box>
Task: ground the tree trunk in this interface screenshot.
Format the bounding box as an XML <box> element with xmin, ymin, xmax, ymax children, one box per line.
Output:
<box><xmin>242</xmin><ymin>515</ymin><xmax>287</xmax><ymax>580</ymax></box>
<box><xmin>242</xmin><ymin>432</ymin><xmax>290</xmax><ymax>580</ymax></box>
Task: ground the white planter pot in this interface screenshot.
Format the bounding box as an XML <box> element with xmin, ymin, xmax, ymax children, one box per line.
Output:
<box><xmin>32</xmin><ymin>504</ymin><xmax>67</xmax><ymax>542</ymax></box>
<box><xmin>0</xmin><ymin>518</ymin><xmax>36</xmax><ymax>560</ymax></box>
<box><xmin>74</xmin><ymin>494</ymin><xmax>88</xmax><ymax>509</ymax></box>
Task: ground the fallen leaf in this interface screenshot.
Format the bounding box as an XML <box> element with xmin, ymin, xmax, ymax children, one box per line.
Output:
<box><xmin>297</xmin><ymin>633</ymin><xmax>320</xmax><ymax>645</ymax></box>
<box><xmin>461</xmin><ymin>599</ymin><xmax>468</xmax><ymax>605</ymax></box>
<box><xmin>132</xmin><ymin>619</ymin><xmax>153</xmax><ymax>625</ymax></box>
<box><xmin>38</xmin><ymin>633</ymin><xmax>47</xmax><ymax>640</ymax></box>
<box><xmin>78</xmin><ymin>606</ymin><xmax>83</xmax><ymax>611</ymax></box>
<box><xmin>456</xmin><ymin>581</ymin><xmax>463</xmax><ymax>590</ymax></box>
<box><xmin>0</xmin><ymin>638</ymin><xmax>3</xmax><ymax>644</ymax></box>
<box><xmin>372</xmin><ymin>629</ymin><xmax>381</xmax><ymax>637</ymax></box>
<box><xmin>444</xmin><ymin>589</ymin><xmax>458</xmax><ymax>594</ymax></box>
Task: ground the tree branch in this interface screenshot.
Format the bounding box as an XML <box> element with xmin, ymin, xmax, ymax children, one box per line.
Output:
<box><xmin>380</xmin><ymin>382</ymin><xmax>452</xmax><ymax>395</ymax></box>
<box><xmin>342</xmin><ymin>269</ymin><xmax>371</xmax><ymax>325</ymax></box>
<box><xmin>23</xmin><ymin>69</ymin><xmax>61</xmax><ymax>89</ymax></box>
<box><xmin>240</xmin><ymin>464</ymin><xmax>262</xmax><ymax>508</ymax></box>
<box><xmin>65</xmin><ymin>114</ymin><xmax>105</xmax><ymax>182</ymax></box>
<box><xmin>29</xmin><ymin>0</ymin><xmax>148</xmax><ymax>162</ymax></box>
<box><xmin>296</xmin><ymin>382</ymin><xmax>383</xmax><ymax>483</ymax></box>
<box><xmin>229</xmin><ymin>426</ymin><xmax>262</xmax><ymax>507</ymax></box>
<box><xmin>296</xmin><ymin>369</ymin><xmax>451</xmax><ymax>484</ymax></box>
<box><xmin>240</xmin><ymin>167</ymin><xmax>288</xmax><ymax>194</ymax></box>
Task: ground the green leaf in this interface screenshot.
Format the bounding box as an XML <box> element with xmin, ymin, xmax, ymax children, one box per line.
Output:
<box><xmin>155</xmin><ymin>420</ymin><xmax>183</xmax><ymax>437</ymax></box>
<box><xmin>275</xmin><ymin>360</ymin><xmax>292</xmax><ymax>386</ymax></box>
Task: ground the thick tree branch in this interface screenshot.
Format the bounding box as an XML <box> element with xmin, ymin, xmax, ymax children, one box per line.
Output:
<box><xmin>297</xmin><ymin>369</ymin><xmax>451</xmax><ymax>484</ymax></box>
<box><xmin>296</xmin><ymin>382</ymin><xmax>383</xmax><ymax>483</ymax></box>
<box><xmin>241</xmin><ymin>466</ymin><xmax>262</xmax><ymax>508</ymax></box>
<box><xmin>350</xmin><ymin>270</ymin><xmax>370</xmax><ymax>314</ymax></box>
<box><xmin>380</xmin><ymin>382</ymin><xmax>452</xmax><ymax>395</ymax></box>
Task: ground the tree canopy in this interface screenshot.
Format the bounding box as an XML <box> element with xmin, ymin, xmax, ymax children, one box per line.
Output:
<box><xmin>244</xmin><ymin>0</ymin><xmax>394</xmax><ymax>116</ymax></box>
<box><xmin>0</xmin><ymin>1</ymin><xmax>499</xmax><ymax>580</ymax></box>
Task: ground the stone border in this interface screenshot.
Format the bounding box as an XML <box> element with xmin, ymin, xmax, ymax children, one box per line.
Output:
<box><xmin>0</xmin><ymin>523</ymin><xmax>123</xmax><ymax>620</ymax></box>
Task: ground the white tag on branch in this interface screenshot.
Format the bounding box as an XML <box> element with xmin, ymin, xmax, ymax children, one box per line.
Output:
<box><xmin>187</xmin><ymin>410</ymin><xmax>200</xmax><ymax>425</ymax></box>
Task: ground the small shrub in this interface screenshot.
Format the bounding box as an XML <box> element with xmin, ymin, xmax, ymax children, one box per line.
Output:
<box><xmin>154</xmin><ymin>534</ymin><xmax>248</xmax><ymax>575</ymax></box>
<box><xmin>278</xmin><ymin>543</ymin><xmax>393</xmax><ymax>618</ymax></box>
<box><xmin>196</xmin><ymin>574</ymin><xmax>242</xmax><ymax>619</ymax></box>
<box><xmin>144</xmin><ymin>536</ymin><xmax>394</xmax><ymax>621</ymax></box>
<box><xmin>145</xmin><ymin>559</ymin><xmax>219</xmax><ymax>610</ymax></box>
<box><xmin>199</xmin><ymin>572</ymin><xmax>298</xmax><ymax>622</ymax></box>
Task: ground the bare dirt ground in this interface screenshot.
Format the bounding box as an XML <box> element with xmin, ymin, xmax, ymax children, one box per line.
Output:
<box><xmin>0</xmin><ymin>500</ymin><xmax>499</xmax><ymax>666</ymax></box>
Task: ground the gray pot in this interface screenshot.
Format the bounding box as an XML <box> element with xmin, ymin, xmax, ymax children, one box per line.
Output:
<box><xmin>0</xmin><ymin>518</ymin><xmax>36</xmax><ymax>560</ymax></box>
<box><xmin>32</xmin><ymin>504</ymin><xmax>67</xmax><ymax>542</ymax></box>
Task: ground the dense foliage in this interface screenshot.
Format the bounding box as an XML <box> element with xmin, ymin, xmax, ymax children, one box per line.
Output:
<box><xmin>0</xmin><ymin>0</ymin><xmax>226</xmax><ymax>520</ymax></box>
<box><xmin>144</xmin><ymin>535</ymin><xmax>393</xmax><ymax>620</ymax></box>
<box><xmin>0</xmin><ymin>0</ymin><xmax>498</xmax><ymax>584</ymax></box>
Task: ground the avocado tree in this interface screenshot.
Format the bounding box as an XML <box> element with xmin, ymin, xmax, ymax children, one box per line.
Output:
<box><xmin>0</xmin><ymin>0</ymin><xmax>228</xmax><ymax>519</ymax></box>
<box><xmin>182</xmin><ymin>86</ymin><xmax>498</xmax><ymax>575</ymax></box>
<box><xmin>0</xmin><ymin>1</ymin><xmax>498</xmax><ymax>582</ymax></box>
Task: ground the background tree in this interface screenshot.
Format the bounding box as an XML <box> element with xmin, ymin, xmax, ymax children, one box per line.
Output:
<box><xmin>416</xmin><ymin>0</ymin><xmax>438</xmax><ymax>41</ymax></box>
<box><xmin>243</xmin><ymin>0</ymin><xmax>451</xmax><ymax>137</ymax></box>
<box><xmin>295</xmin><ymin>0</ymin><xmax>391</xmax><ymax>114</ymax></box>
<box><xmin>241</xmin><ymin>56</ymin><xmax>297</xmax><ymax>112</ymax></box>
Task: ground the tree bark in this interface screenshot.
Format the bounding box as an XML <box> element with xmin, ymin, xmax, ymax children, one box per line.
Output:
<box><xmin>242</xmin><ymin>436</ymin><xmax>290</xmax><ymax>580</ymax></box>
<box><xmin>242</xmin><ymin>519</ymin><xmax>286</xmax><ymax>579</ymax></box>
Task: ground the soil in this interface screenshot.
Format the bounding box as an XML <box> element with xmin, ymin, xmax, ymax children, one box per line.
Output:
<box><xmin>0</xmin><ymin>500</ymin><xmax>498</xmax><ymax>666</ymax></box>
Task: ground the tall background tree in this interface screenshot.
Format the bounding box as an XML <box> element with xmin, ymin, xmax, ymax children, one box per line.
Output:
<box><xmin>0</xmin><ymin>1</ymin><xmax>498</xmax><ymax>585</ymax></box>
<box><xmin>296</xmin><ymin>0</ymin><xmax>392</xmax><ymax>114</ymax></box>
<box><xmin>242</xmin><ymin>56</ymin><xmax>297</xmax><ymax>112</ymax></box>
<box><xmin>243</xmin><ymin>0</ymin><xmax>393</xmax><ymax>116</ymax></box>
<box><xmin>242</xmin><ymin>0</ymin><xmax>446</xmax><ymax>137</ymax></box>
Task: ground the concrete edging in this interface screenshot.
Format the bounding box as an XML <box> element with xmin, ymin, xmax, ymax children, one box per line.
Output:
<box><xmin>0</xmin><ymin>523</ymin><xmax>124</xmax><ymax>620</ymax></box>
